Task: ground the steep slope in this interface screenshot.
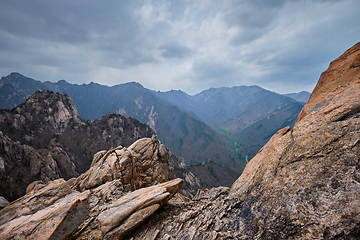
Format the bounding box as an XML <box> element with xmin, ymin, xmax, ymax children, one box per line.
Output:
<box><xmin>0</xmin><ymin>90</ymin><xmax>235</xmax><ymax>201</ymax></box>
<box><xmin>155</xmin><ymin>86</ymin><xmax>304</xmax><ymax>157</ymax></box>
<box><xmin>0</xmin><ymin>74</ymin><xmax>243</xmax><ymax>169</ymax></box>
<box><xmin>0</xmin><ymin>82</ymin><xmax>28</xmax><ymax>109</ymax></box>
<box><xmin>130</xmin><ymin>42</ymin><xmax>360</xmax><ymax>239</ymax></box>
<box><xmin>0</xmin><ymin>90</ymin><xmax>154</xmax><ymax>173</ymax></box>
<box><xmin>235</xmin><ymin>100</ymin><xmax>304</xmax><ymax>156</ymax></box>
<box><xmin>0</xmin><ymin>131</ymin><xmax>78</xmax><ymax>202</ymax></box>
<box><xmin>169</xmin><ymin>154</ymin><xmax>241</xmax><ymax>199</ymax></box>
<box><xmin>0</xmin><ymin>90</ymin><xmax>154</xmax><ymax>200</ymax></box>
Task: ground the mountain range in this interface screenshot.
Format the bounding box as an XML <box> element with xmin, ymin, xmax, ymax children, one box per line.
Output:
<box><xmin>0</xmin><ymin>72</ymin><xmax>309</xmax><ymax>170</ymax></box>
<box><xmin>0</xmin><ymin>89</ymin><xmax>242</xmax><ymax>201</ymax></box>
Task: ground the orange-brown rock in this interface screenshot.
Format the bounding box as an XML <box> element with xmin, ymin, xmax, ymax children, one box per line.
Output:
<box><xmin>129</xmin><ymin>42</ymin><xmax>360</xmax><ymax>239</ymax></box>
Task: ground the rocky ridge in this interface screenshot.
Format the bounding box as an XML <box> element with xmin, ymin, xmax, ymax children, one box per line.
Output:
<box><xmin>0</xmin><ymin>135</ymin><xmax>184</xmax><ymax>240</ymax></box>
<box><xmin>0</xmin><ymin>89</ymin><xmax>240</xmax><ymax>202</ymax></box>
<box><xmin>0</xmin><ymin>90</ymin><xmax>154</xmax><ymax>201</ymax></box>
<box><xmin>0</xmin><ymin>76</ymin><xmax>245</xmax><ymax>170</ymax></box>
<box><xmin>0</xmin><ymin>131</ymin><xmax>78</xmax><ymax>201</ymax></box>
<box><xmin>128</xmin><ymin>42</ymin><xmax>360</xmax><ymax>239</ymax></box>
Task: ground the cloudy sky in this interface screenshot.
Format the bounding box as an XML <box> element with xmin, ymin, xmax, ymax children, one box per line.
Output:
<box><xmin>0</xmin><ymin>0</ymin><xmax>359</xmax><ymax>94</ymax></box>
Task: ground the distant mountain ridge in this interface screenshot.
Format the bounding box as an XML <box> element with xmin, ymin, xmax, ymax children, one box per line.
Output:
<box><xmin>0</xmin><ymin>72</ymin><xmax>305</xmax><ymax>167</ymax></box>
<box><xmin>154</xmin><ymin>86</ymin><xmax>305</xmax><ymax>156</ymax></box>
<box><xmin>284</xmin><ymin>91</ymin><xmax>311</xmax><ymax>103</ymax></box>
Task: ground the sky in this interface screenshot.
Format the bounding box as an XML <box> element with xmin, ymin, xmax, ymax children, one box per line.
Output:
<box><xmin>0</xmin><ymin>0</ymin><xmax>359</xmax><ymax>95</ymax></box>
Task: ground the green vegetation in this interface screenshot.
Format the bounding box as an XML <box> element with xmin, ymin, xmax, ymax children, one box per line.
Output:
<box><xmin>217</xmin><ymin>125</ymin><xmax>247</xmax><ymax>161</ymax></box>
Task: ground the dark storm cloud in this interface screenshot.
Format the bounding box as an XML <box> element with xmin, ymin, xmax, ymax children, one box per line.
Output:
<box><xmin>0</xmin><ymin>0</ymin><xmax>359</xmax><ymax>94</ymax></box>
<box><xmin>159</xmin><ymin>43</ymin><xmax>192</xmax><ymax>59</ymax></box>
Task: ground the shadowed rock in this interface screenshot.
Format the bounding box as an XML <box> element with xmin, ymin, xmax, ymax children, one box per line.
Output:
<box><xmin>0</xmin><ymin>196</ymin><xmax>9</xmax><ymax>209</ymax></box>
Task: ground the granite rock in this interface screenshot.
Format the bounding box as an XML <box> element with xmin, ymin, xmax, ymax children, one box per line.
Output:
<box><xmin>0</xmin><ymin>136</ymin><xmax>183</xmax><ymax>240</ymax></box>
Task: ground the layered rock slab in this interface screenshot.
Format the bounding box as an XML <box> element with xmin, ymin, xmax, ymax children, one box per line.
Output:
<box><xmin>0</xmin><ymin>190</ymin><xmax>89</xmax><ymax>240</ymax></box>
<box><xmin>130</xmin><ymin>42</ymin><xmax>360</xmax><ymax>239</ymax></box>
<box><xmin>0</xmin><ymin>136</ymin><xmax>183</xmax><ymax>240</ymax></box>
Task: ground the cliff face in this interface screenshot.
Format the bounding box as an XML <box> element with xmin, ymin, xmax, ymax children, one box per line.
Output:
<box><xmin>0</xmin><ymin>90</ymin><xmax>154</xmax><ymax>201</ymax></box>
<box><xmin>0</xmin><ymin>131</ymin><xmax>78</xmax><ymax>202</ymax></box>
<box><xmin>0</xmin><ymin>90</ymin><xmax>154</xmax><ymax>174</ymax></box>
<box><xmin>129</xmin><ymin>42</ymin><xmax>360</xmax><ymax>239</ymax></box>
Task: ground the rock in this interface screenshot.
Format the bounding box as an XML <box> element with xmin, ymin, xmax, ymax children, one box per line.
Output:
<box><xmin>0</xmin><ymin>178</ymin><xmax>75</xmax><ymax>226</ymax></box>
<box><xmin>73</xmin><ymin>135</ymin><xmax>173</xmax><ymax>192</ymax></box>
<box><xmin>0</xmin><ymin>130</ymin><xmax>79</xmax><ymax>202</ymax></box>
<box><xmin>0</xmin><ymin>190</ymin><xmax>90</xmax><ymax>240</ymax></box>
<box><xmin>0</xmin><ymin>135</ymin><xmax>185</xmax><ymax>240</ymax></box>
<box><xmin>129</xmin><ymin>42</ymin><xmax>360</xmax><ymax>239</ymax></box>
<box><xmin>99</xmin><ymin>178</ymin><xmax>183</xmax><ymax>239</ymax></box>
<box><xmin>0</xmin><ymin>196</ymin><xmax>10</xmax><ymax>209</ymax></box>
<box><xmin>25</xmin><ymin>180</ymin><xmax>45</xmax><ymax>194</ymax></box>
<box><xmin>0</xmin><ymin>90</ymin><xmax>154</xmax><ymax>201</ymax></box>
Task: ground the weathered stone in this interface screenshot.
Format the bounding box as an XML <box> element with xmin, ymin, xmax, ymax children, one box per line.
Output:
<box><xmin>98</xmin><ymin>178</ymin><xmax>183</xmax><ymax>235</ymax></box>
<box><xmin>0</xmin><ymin>190</ymin><xmax>90</xmax><ymax>240</ymax></box>
<box><xmin>92</xmin><ymin>150</ymin><xmax>107</xmax><ymax>167</ymax></box>
<box><xmin>0</xmin><ymin>196</ymin><xmax>10</xmax><ymax>209</ymax></box>
<box><xmin>26</xmin><ymin>180</ymin><xmax>45</xmax><ymax>194</ymax></box>
<box><xmin>72</xmin><ymin>134</ymin><xmax>173</xmax><ymax>192</ymax></box>
<box><xmin>0</xmin><ymin>178</ymin><xmax>75</xmax><ymax>226</ymax></box>
<box><xmin>105</xmin><ymin>204</ymin><xmax>160</xmax><ymax>240</ymax></box>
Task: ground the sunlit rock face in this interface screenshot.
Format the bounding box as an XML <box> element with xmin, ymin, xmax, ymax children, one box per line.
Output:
<box><xmin>129</xmin><ymin>42</ymin><xmax>360</xmax><ymax>239</ymax></box>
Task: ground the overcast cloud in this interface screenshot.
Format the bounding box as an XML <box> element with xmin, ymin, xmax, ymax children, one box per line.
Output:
<box><xmin>0</xmin><ymin>0</ymin><xmax>359</xmax><ymax>94</ymax></box>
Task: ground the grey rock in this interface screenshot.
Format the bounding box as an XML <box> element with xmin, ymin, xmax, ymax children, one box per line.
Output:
<box><xmin>0</xmin><ymin>196</ymin><xmax>10</xmax><ymax>209</ymax></box>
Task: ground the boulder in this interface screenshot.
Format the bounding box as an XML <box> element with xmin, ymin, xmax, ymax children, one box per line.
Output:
<box><xmin>72</xmin><ymin>135</ymin><xmax>173</xmax><ymax>192</ymax></box>
<box><xmin>64</xmin><ymin>178</ymin><xmax>184</xmax><ymax>240</ymax></box>
<box><xmin>0</xmin><ymin>136</ymin><xmax>184</xmax><ymax>240</ymax></box>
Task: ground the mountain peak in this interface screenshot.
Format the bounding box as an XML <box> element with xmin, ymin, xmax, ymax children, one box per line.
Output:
<box><xmin>296</xmin><ymin>41</ymin><xmax>360</xmax><ymax>124</ymax></box>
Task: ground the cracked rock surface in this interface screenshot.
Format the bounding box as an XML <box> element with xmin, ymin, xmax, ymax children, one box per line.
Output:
<box><xmin>0</xmin><ymin>136</ymin><xmax>183</xmax><ymax>240</ymax></box>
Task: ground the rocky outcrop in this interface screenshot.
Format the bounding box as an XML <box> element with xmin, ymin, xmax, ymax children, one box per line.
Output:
<box><xmin>0</xmin><ymin>90</ymin><xmax>154</xmax><ymax>201</ymax></box>
<box><xmin>72</xmin><ymin>135</ymin><xmax>174</xmax><ymax>192</ymax></box>
<box><xmin>0</xmin><ymin>131</ymin><xmax>78</xmax><ymax>201</ymax></box>
<box><xmin>0</xmin><ymin>136</ymin><xmax>184</xmax><ymax>239</ymax></box>
<box><xmin>129</xmin><ymin>42</ymin><xmax>360</xmax><ymax>239</ymax></box>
